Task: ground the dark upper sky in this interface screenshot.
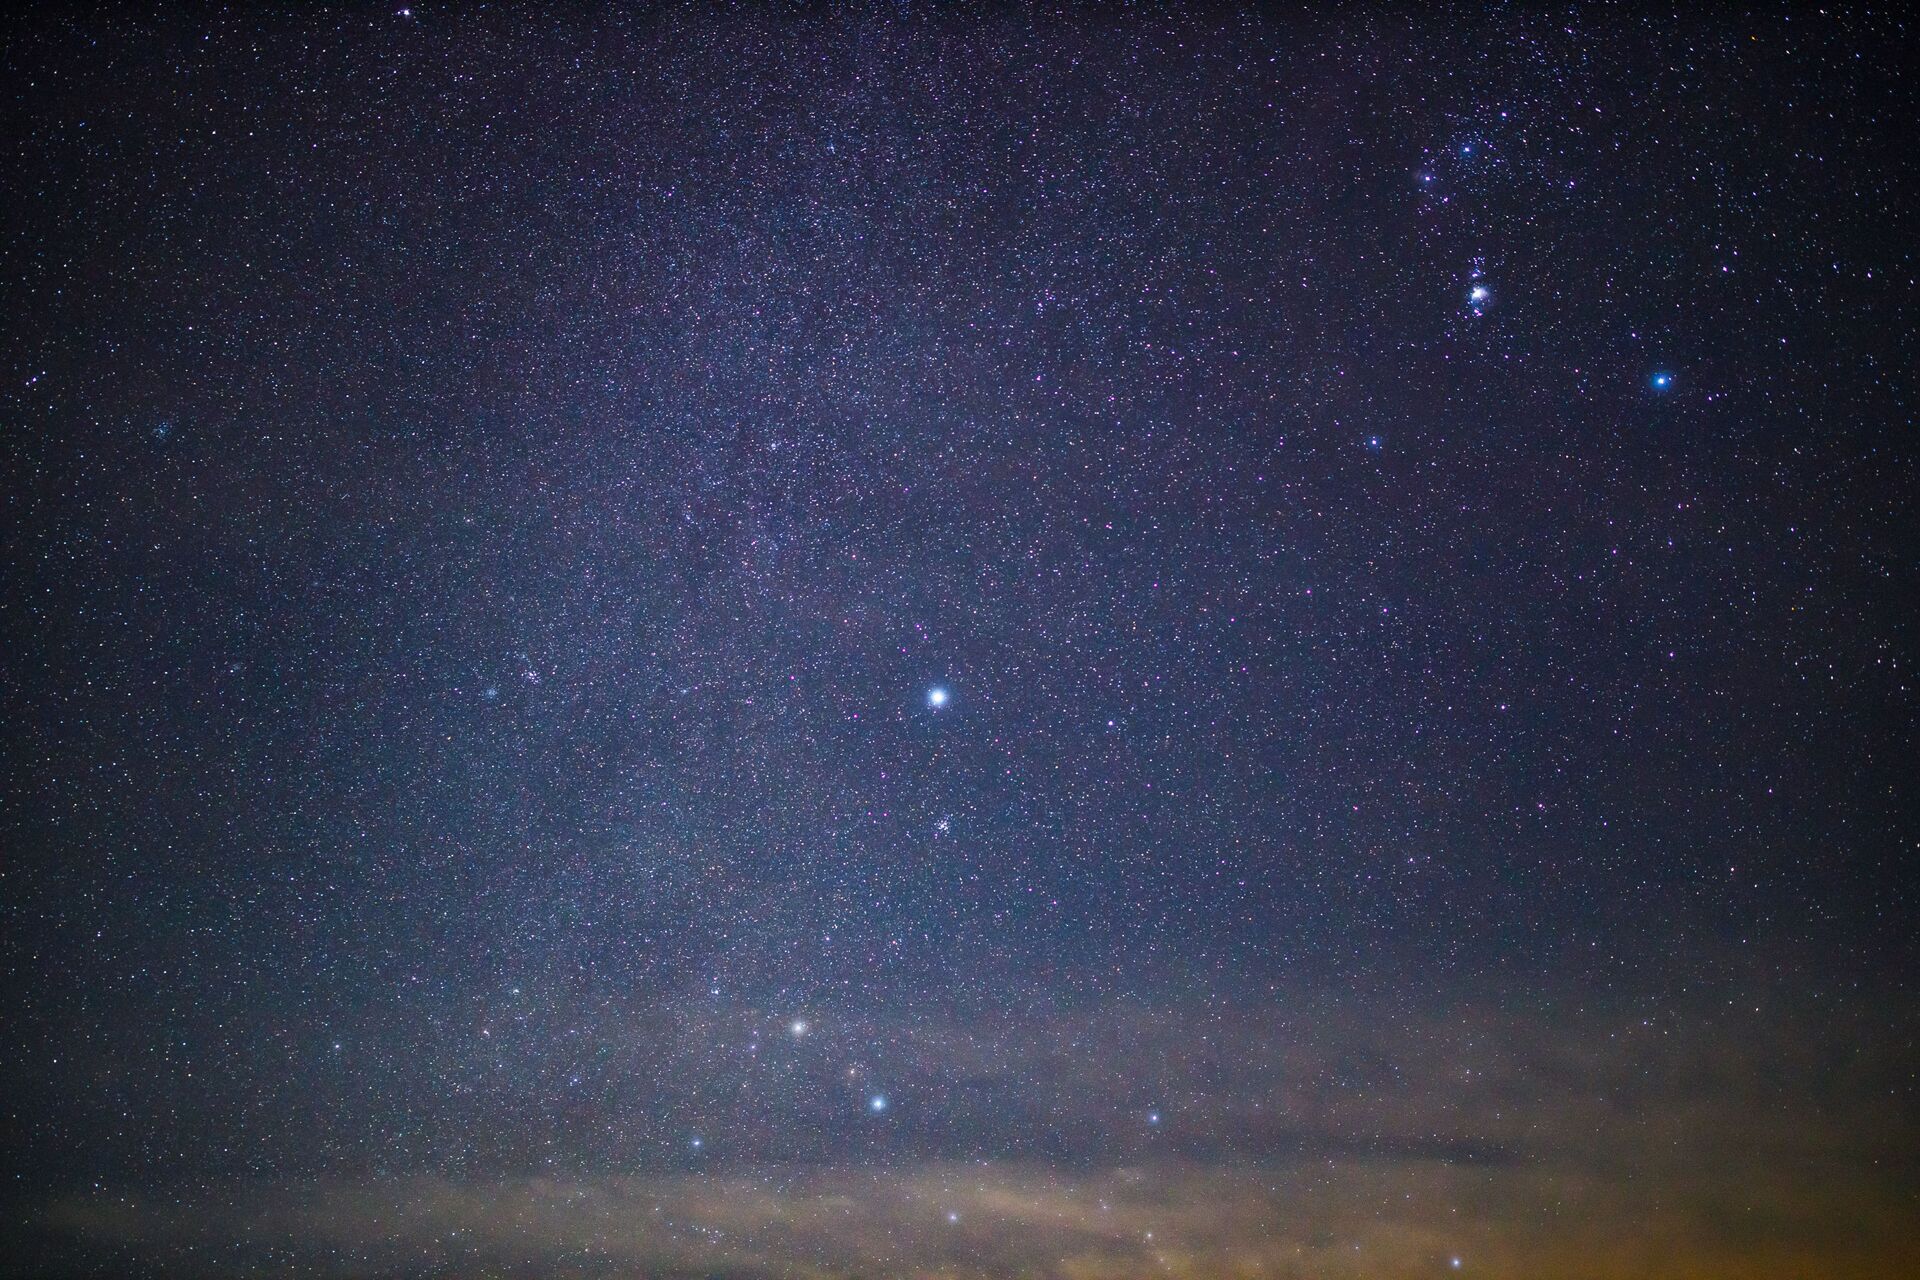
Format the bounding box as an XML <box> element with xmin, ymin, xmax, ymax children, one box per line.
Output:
<box><xmin>2</xmin><ymin>6</ymin><xmax>1915</xmax><ymax>1277</ymax></box>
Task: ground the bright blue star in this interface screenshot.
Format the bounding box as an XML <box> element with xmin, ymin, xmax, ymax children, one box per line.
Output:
<box><xmin>926</xmin><ymin>687</ymin><xmax>950</xmax><ymax>709</ymax></box>
<box><xmin>869</xmin><ymin>1094</ymin><xmax>888</xmax><ymax>1112</ymax></box>
<box><xmin>1651</xmin><ymin>371</ymin><xmax>1674</xmax><ymax>391</ymax></box>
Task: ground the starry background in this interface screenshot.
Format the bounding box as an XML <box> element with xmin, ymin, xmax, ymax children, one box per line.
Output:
<box><xmin>2</xmin><ymin>5</ymin><xmax>1916</xmax><ymax>1278</ymax></box>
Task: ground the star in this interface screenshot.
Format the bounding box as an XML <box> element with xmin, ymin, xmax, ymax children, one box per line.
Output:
<box><xmin>1651</xmin><ymin>371</ymin><xmax>1674</xmax><ymax>390</ymax></box>
<box><xmin>868</xmin><ymin>1094</ymin><xmax>888</xmax><ymax>1112</ymax></box>
<box><xmin>790</xmin><ymin>1019</ymin><xmax>809</xmax><ymax>1037</ymax></box>
<box><xmin>926</xmin><ymin>686</ymin><xmax>950</xmax><ymax>709</ymax></box>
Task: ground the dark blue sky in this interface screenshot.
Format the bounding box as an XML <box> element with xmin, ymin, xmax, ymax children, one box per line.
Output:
<box><xmin>2</xmin><ymin>7</ymin><xmax>1914</xmax><ymax>1277</ymax></box>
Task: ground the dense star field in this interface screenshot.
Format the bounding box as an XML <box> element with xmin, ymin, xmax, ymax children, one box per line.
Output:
<box><xmin>3</xmin><ymin>6</ymin><xmax>1916</xmax><ymax>1277</ymax></box>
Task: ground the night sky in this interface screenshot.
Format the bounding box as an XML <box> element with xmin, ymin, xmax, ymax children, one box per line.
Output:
<box><xmin>3</xmin><ymin>6</ymin><xmax>1916</xmax><ymax>1278</ymax></box>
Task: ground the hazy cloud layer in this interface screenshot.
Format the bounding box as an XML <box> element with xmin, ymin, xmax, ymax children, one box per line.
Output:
<box><xmin>27</xmin><ymin>993</ymin><xmax>1916</xmax><ymax>1278</ymax></box>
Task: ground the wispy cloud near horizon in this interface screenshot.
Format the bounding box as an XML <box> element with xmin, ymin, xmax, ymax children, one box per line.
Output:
<box><xmin>26</xmin><ymin>992</ymin><xmax>1916</xmax><ymax>1278</ymax></box>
